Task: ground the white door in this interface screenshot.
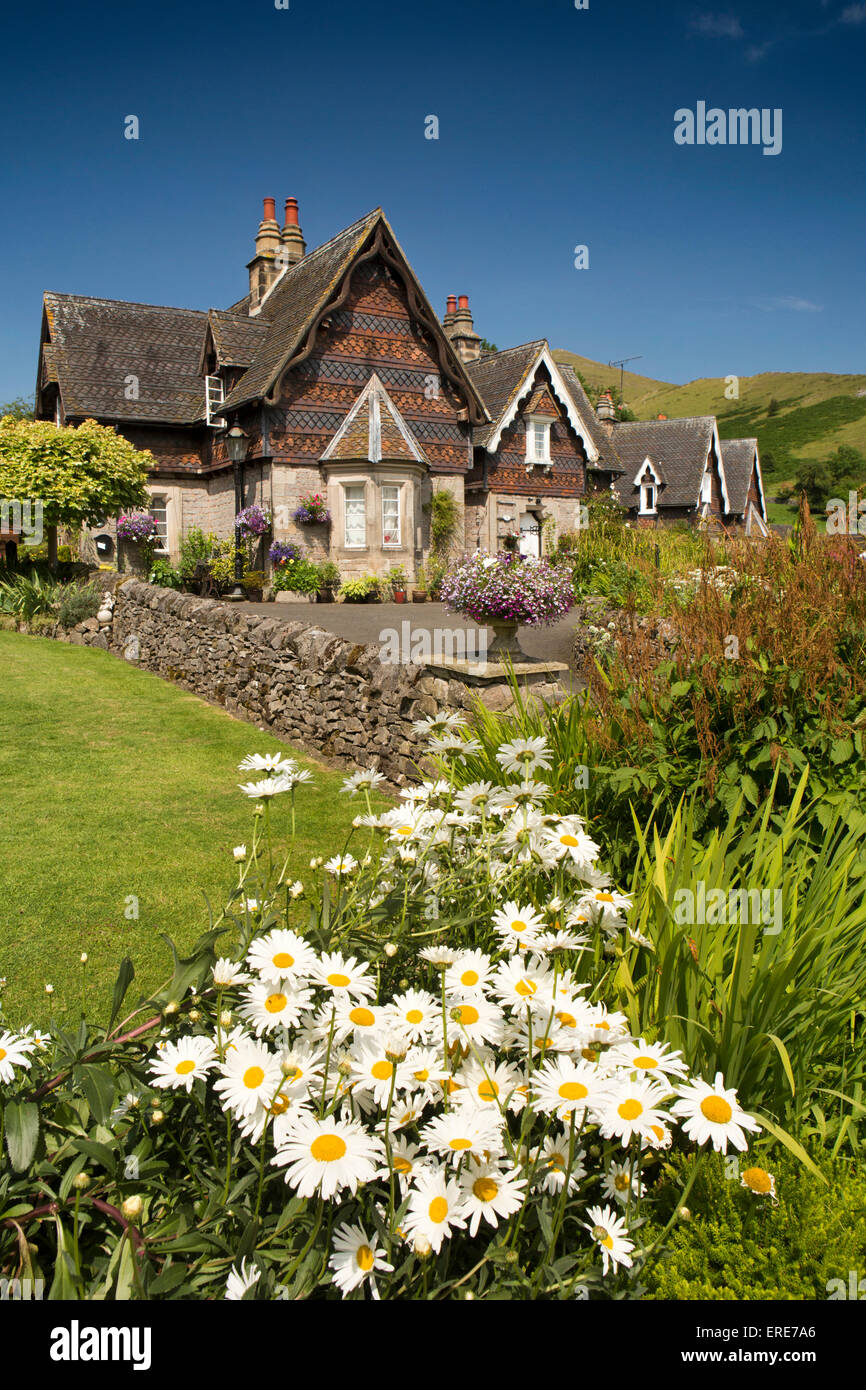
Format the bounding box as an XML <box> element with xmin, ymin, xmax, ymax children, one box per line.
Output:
<box><xmin>519</xmin><ymin>513</ymin><xmax>540</xmax><ymax>558</ymax></box>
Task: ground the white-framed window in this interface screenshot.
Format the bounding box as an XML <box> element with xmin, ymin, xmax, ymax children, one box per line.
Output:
<box><xmin>526</xmin><ymin>418</ymin><xmax>551</xmax><ymax>463</ymax></box>
<box><xmin>149</xmin><ymin>495</ymin><xmax>169</xmax><ymax>553</ymax></box>
<box><xmin>639</xmin><ymin>481</ymin><xmax>656</xmax><ymax>515</ymax></box>
<box><xmin>344</xmin><ymin>484</ymin><xmax>366</xmax><ymax>548</ymax></box>
<box><xmin>701</xmin><ymin>470</ymin><xmax>713</xmax><ymax>506</ymax></box>
<box><xmin>382</xmin><ymin>485</ymin><xmax>400</xmax><ymax>546</ymax></box>
<box><xmin>54</xmin><ymin>395</ymin><xmax>62</xmax><ymax>427</ymax></box>
<box><xmin>205</xmin><ymin>374</ymin><xmax>226</xmax><ymax>427</ymax></box>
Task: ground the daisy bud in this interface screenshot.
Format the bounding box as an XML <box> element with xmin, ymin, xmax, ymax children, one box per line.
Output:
<box><xmin>352</xmin><ymin>816</ymin><xmax>362</xmax><ymax>829</ymax></box>
<box><xmin>413</xmin><ymin>1237</ymin><xmax>432</xmax><ymax>1259</ymax></box>
<box><xmin>505</xmin><ymin>1249</ymin><xmax>519</xmax><ymax>1265</ymax></box>
<box><xmin>80</xmin><ymin>953</ymin><xmax>88</xmax><ymax>964</ymax></box>
<box><xmin>337</xmin><ymin>1057</ymin><xmax>353</xmax><ymax>1076</ymax></box>
<box><xmin>151</xmin><ymin>1109</ymin><xmax>165</xmax><ymax>1125</ymax></box>
<box><xmin>384</xmin><ymin>943</ymin><xmax>398</xmax><ymax>958</ymax></box>
<box><xmin>309</xmin><ymin>858</ymin><xmax>317</xmax><ymax>869</ymax></box>
<box><xmin>233</xmin><ymin>845</ymin><xmax>247</xmax><ymax>861</ymax></box>
<box><xmin>464</xmin><ymin>1291</ymin><xmax>475</xmax><ymax>1300</ymax></box>
<box><xmin>188</xmin><ymin>1010</ymin><xmax>200</xmax><ymax>1023</ymax></box>
<box><xmin>290</xmin><ymin>881</ymin><xmax>304</xmax><ymax>898</ymax></box>
<box><xmin>73</xmin><ymin>1171</ymin><xmax>91</xmax><ymax>1191</ymax></box>
<box><xmin>45</xmin><ymin>984</ymin><xmax>54</xmax><ymax>995</ymax></box>
<box><xmin>254</xmin><ymin>805</ymin><xmax>264</xmax><ymax>817</ymax></box>
<box><xmin>164</xmin><ymin>1001</ymin><xmax>179</xmax><ymax>1016</ymax></box>
<box><xmin>589</xmin><ymin>1144</ymin><xmax>601</xmax><ymax>1159</ymax></box>
<box><xmin>220</xmin><ymin>1010</ymin><xmax>233</xmax><ymax>1027</ymax></box>
<box><xmin>122</xmin><ymin>1195</ymin><xmax>143</xmax><ymax>1222</ymax></box>
<box><xmin>678</xmin><ymin>1206</ymin><xmax>692</xmax><ymax>1222</ymax></box>
<box><xmin>399</xmin><ymin>979</ymin><xmax>409</xmax><ymax>989</ymax></box>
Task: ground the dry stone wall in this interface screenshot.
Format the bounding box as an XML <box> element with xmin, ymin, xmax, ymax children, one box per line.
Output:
<box><xmin>56</xmin><ymin>579</ymin><xmax>553</xmax><ymax>784</ymax></box>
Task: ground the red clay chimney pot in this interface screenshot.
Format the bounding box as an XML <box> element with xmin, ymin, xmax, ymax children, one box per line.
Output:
<box><xmin>458</xmin><ymin>295</ymin><xmax>469</xmax><ymax>310</ymax></box>
<box><xmin>284</xmin><ymin>197</ymin><xmax>299</xmax><ymax>226</ymax></box>
<box><xmin>263</xmin><ymin>197</ymin><xmax>276</xmax><ymax>222</ymax></box>
<box><xmin>446</xmin><ymin>295</ymin><xmax>457</xmax><ymax>314</ymax></box>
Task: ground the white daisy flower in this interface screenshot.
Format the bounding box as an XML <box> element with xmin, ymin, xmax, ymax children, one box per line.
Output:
<box><xmin>386</xmin><ymin>989</ymin><xmax>439</xmax><ymax>1043</ymax></box>
<box><xmin>452</xmin><ymin>781</ymin><xmax>496</xmax><ymax>814</ymax></box>
<box><xmin>317</xmin><ymin>998</ymin><xmax>388</xmax><ymax>1045</ymax></box>
<box><xmin>444</xmin><ymin>950</ymin><xmax>494</xmax><ymax>998</ymax></box>
<box><xmin>403</xmin><ymin>1048</ymin><xmax>450</xmax><ymax>1104</ymax></box>
<box><xmin>454</xmin><ymin>1056</ymin><xmax>526</xmax><ymax>1114</ymax></box>
<box><xmin>225</xmin><ymin>1257</ymin><xmax>261</xmax><ymax>1300</ymax></box>
<box><xmin>378</xmin><ymin>1135</ymin><xmax>427</xmax><ymax>1191</ymax></box>
<box><xmin>214</xmin><ymin>1038</ymin><xmax>283</xmax><ymax>1119</ymax></box>
<box><xmin>238</xmin><ymin>777</ymin><xmax>292</xmax><ymax>800</ymax></box>
<box><xmin>445</xmin><ymin>997</ymin><xmax>505</xmax><ymax>1049</ymax></box>
<box><xmin>148</xmin><ymin>1034</ymin><xmax>217</xmax><ymax>1092</ymax></box>
<box><xmin>329</xmin><ymin>1221</ymin><xmax>394</xmax><ymax>1299</ymax></box>
<box><xmin>545</xmin><ymin>819</ymin><xmax>600</xmax><ymax>867</ymax></box>
<box><xmin>495</xmin><ymin>736</ymin><xmax>553</xmax><ymax>777</ymax></box>
<box><xmin>246</xmin><ymin>929</ymin><xmax>317</xmax><ymax>985</ymax></box>
<box><xmin>212</xmin><ymin>958</ymin><xmax>250</xmax><ymax>989</ymax></box>
<box><xmin>584</xmin><ymin>1204</ymin><xmax>634</xmax><ymax>1275</ymax></box>
<box><xmin>418</xmin><ymin>945</ymin><xmax>458</xmax><ymax>969</ymax></box>
<box><xmin>312</xmin><ymin>952</ymin><xmax>376</xmax><ymax>1001</ymax></box>
<box><xmin>490</xmin><ymin>900</ymin><xmax>545</xmax><ymax>951</ymax></box>
<box><xmin>403</xmin><ymin>1166</ymin><xmax>468</xmax><ymax>1253</ymax></box>
<box><xmin>238</xmin><ymin>753</ymin><xmax>297</xmax><ymax>775</ymax></box>
<box><xmin>232</xmin><ymin>845</ymin><xmax>247</xmax><ymax>862</ymax></box>
<box><xmin>608</xmin><ymin>1037</ymin><xmax>689</xmax><ymax>1084</ymax></box>
<box><xmin>602</xmin><ymin>1160</ymin><xmax>647</xmax><ymax>1207</ymax></box>
<box><xmin>238</xmin><ymin>980</ymin><xmax>314</xmax><ymax>1036</ymax></box>
<box><xmin>341</xmin><ymin>769</ymin><xmax>386</xmax><ymax>796</ymax></box>
<box><xmin>271</xmin><ymin>1113</ymin><xmax>385</xmax><ymax>1199</ymax></box>
<box><xmin>420</xmin><ymin>1108</ymin><xmax>506</xmax><ymax>1166</ymax></box>
<box><xmin>533</xmin><ymin>1132</ymin><xmax>587</xmax><ymax>1195</ymax></box>
<box><xmin>0</xmin><ymin>1031</ymin><xmax>35</xmax><ymax>1084</ymax></box>
<box><xmin>458</xmin><ymin>1161</ymin><xmax>527</xmax><ymax>1237</ymax></box>
<box><xmin>596</xmin><ymin>1078</ymin><xmax>672</xmax><ymax>1146</ymax></box>
<box><xmin>490</xmin><ymin>954</ymin><xmax>555</xmax><ymax>1014</ymax></box>
<box><xmin>532</xmin><ymin>1055</ymin><xmax>608</xmax><ymax>1120</ymax></box>
<box><xmin>671</xmin><ymin>1072</ymin><xmax>761</xmax><ymax>1153</ymax></box>
<box><xmin>350</xmin><ymin>1036</ymin><xmax>416</xmax><ymax>1106</ymax></box>
<box><xmin>740</xmin><ymin>1165</ymin><xmax>777</xmax><ymax>1200</ymax></box>
<box><xmin>324</xmin><ymin>854</ymin><xmax>358</xmax><ymax>878</ymax></box>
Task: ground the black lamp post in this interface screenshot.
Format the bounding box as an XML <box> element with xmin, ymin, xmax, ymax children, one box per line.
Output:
<box><xmin>226</xmin><ymin>422</ymin><xmax>249</xmax><ymax>602</ymax></box>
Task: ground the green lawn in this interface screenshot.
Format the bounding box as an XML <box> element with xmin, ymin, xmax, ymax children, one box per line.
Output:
<box><xmin>0</xmin><ymin>633</ymin><xmax>386</xmax><ymax>1028</ymax></box>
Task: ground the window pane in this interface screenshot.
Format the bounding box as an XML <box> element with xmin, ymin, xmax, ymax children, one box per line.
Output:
<box><xmin>345</xmin><ymin>485</ymin><xmax>366</xmax><ymax>547</ymax></box>
<box><xmin>150</xmin><ymin>498</ymin><xmax>168</xmax><ymax>548</ymax></box>
<box><xmin>382</xmin><ymin>486</ymin><xmax>400</xmax><ymax>545</ymax></box>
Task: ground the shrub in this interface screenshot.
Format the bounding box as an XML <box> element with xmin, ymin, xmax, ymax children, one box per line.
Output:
<box><xmin>28</xmin><ymin>612</ymin><xmax>57</xmax><ymax>635</ymax></box>
<box><xmin>428</xmin><ymin>489</ymin><xmax>460</xmax><ymax>554</ymax></box>
<box><xmin>149</xmin><ymin>558</ymin><xmax>182</xmax><ymax>589</ymax></box>
<box><xmin>641</xmin><ymin>1147</ymin><xmax>866</xmax><ymax>1300</ymax></box>
<box><xmin>0</xmin><ymin>572</ymin><xmax>62</xmax><ymax>620</ymax></box>
<box><xmin>178</xmin><ymin>527</ymin><xmax>217</xmax><ymax>579</ymax></box>
<box><xmin>243</xmin><ymin>570</ymin><xmax>266</xmax><ymax>590</ymax></box>
<box><xmin>56</xmin><ymin>581</ymin><xmax>100</xmax><ymax>629</ymax></box>
<box><xmin>338</xmin><ymin>574</ymin><xmax>380</xmax><ymax>602</ymax></box>
<box><xmin>316</xmin><ymin>561</ymin><xmax>340</xmax><ymax>589</ymax></box>
<box><xmin>271</xmin><ymin>558</ymin><xmax>320</xmax><ymax>594</ymax></box>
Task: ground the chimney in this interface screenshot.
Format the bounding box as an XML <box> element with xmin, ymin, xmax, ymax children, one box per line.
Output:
<box><xmin>247</xmin><ymin>197</ymin><xmax>282</xmax><ymax>313</ymax></box>
<box><xmin>280</xmin><ymin>196</ymin><xmax>306</xmax><ymax>267</ymax></box>
<box><xmin>444</xmin><ymin>292</ymin><xmax>482</xmax><ymax>365</ymax></box>
<box><xmin>596</xmin><ymin>391</ymin><xmax>616</xmax><ymax>425</ymax></box>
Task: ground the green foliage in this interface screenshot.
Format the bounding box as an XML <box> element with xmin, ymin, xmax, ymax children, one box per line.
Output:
<box><xmin>178</xmin><ymin>527</ymin><xmax>217</xmax><ymax>579</ymax></box>
<box><xmin>384</xmin><ymin>564</ymin><xmax>408</xmax><ymax>593</ymax></box>
<box><xmin>642</xmin><ymin>1148</ymin><xmax>866</xmax><ymax>1300</ymax></box>
<box><xmin>337</xmin><ymin>574</ymin><xmax>381</xmax><ymax>601</ymax></box>
<box><xmin>205</xmin><ymin>538</ymin><xmax>239</xmax><ymax>589</ymax></box>
<box><xmin>0</xmin><ymin>395</ymin><xmax>36</xmax><ymax>421</ymax></box>
<box><xmin>0</xmin><ymin>572</ymin><xmax>62</xmax><ymax>620</ymax></box>
<box><xmin>0</xmin><ymin>418</ymin><xmax>150</xmax><ymax>529</ymax></box>
<box><xmin>149</xmin><ymin>559</ymin><xmax>183</xmax><ymax>590</ymax></box>
<box><xmin>56</xmin><ymin>581</ymin><xmax>100</xmax><ymax>629</ymax></box>
<box><xmin>315</xmin><ymin>561</ymin><xmax>340</xmax><ymax>588</ymax></box>
<box><xmin>428</xmin><ymin>489</ymin><xmax>460</xmax><ymax>555</ymax></box>
<box><xmin>272</xmin><ymin>558</ymin><xmax>320</xmax><ymax>595</ymax></box>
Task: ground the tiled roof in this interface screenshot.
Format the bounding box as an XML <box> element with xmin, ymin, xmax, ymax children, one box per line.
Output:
<box><xmin>555</xmin><ymin>363</ymin><xmax>624</xmax><ymax>474</ymax></box>
<box><xmin>612</xmin><ymin>416</ymin><xmax>716</xmax><ymax>508</ymax></box>
<box><xmin>206</xmin><ymin>310</ymin><xmax>268</xmax><ymax>369</ymax></box>
<box><xmin>42</xmin><ymin>293</ymin><xmax>208</xmax><ymax>424</ymax></box>
<box><xmin>220</xmin><ymin>210</ymin><xmax>384</xmax><ymax>411</ymax></box>
<box><xmin>467</xmin><ymin>342</ymin><xmax>547</xmax><ymax>447</ymax></box>
<box><xmin>719</xmin><ymin>438</ymin><xmax>759</xmax><ymax>515</ymax></box>
<box><xmin>321</xmin><ymin>373</ymin><xmax>427</xmax><ymax>464</ymax></box>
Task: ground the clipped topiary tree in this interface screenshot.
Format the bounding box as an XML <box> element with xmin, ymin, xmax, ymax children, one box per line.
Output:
<box><xmin>0</xmin><ymin>416</ymin><xmax>152</xmax><ymax>567</ymax></box>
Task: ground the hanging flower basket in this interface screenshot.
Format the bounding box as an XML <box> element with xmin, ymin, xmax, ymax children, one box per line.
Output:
<box><xmin>235</xmin><ymin>505</ymin><xmax>272</xmax><ymax>537</ymax></box>
<box><xmin>292</xmin><ymin>493</ymin><xmax>332</xmax><ymax>526</ymax></box>
<box><xmin>116</xmin><ymin>513</ymin><xmax>160</xmax><ymax>545</ymax></box>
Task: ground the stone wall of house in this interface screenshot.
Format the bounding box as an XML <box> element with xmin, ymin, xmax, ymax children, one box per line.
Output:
<box><xmin>54</xmin><ymin>578</ymin><xmax>564</xmax><ymax>784</ymax></box>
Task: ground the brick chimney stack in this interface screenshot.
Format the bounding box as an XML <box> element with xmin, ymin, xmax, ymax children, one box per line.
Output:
<box><xmin>596</xmin><ymin>391</ymin><xmax>617</xmax><ymax>426</ymax></box>
<box><xmin>247</xmin><ymin>197</ymin><xmax>282</xmax><ymax>313</ymax></box>
<box><xmin>280</xmin><ymin>196</ymin><xmax>306</xmax><ymax>267</ymax></box>
<box><xmin>444</xmin><ymin>293</ymin><xmax>482</xmax><ymax>364</ymax></box>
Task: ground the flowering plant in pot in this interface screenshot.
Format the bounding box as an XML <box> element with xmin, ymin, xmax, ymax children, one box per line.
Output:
<box><xmin>315</xmin><ymin>560</ymin><xmax>341</xmax><ymax>603</ymax></box>
<box><xmin>268</xmin><ymin>540</ymin><xmax>299</xmax><ymax>567</ymax></box>
<box><xmin>412</xmin><ymin>563</ymin><xmax>427</xmax><ymax>603</ymax></box>
<box><xmin>235</xmin><ymin>504</ymin><xmax>272</xmax><ymax>538</ymax></box>
<box><xmin>293</xmin><ymin>493</ymin><xmax>332</xmax><ymax>526</ymax></box>
<box><xmin>385</xmin><ymin>564</ymin><xmax>408</xmax><ymax>603</ymax></box>
<box><xmin>271</xmin><ymin>557</ymin><xmax>320</xmax><ymax>599</ymax></box>
<box><xmin>338</xmin><ymin>574</ymin><xmax>381</xmax><ymax>604</ymax></box>
<box><xmin>441</xmin><ymin>549</ymin><xmax>575</xmax><ymax>656</ymax></box>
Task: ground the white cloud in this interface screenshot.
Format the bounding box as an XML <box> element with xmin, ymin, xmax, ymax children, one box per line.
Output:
<box><xmin>689</xmin><ymin>12</ymin><xmax>744</xmax><ymax>38</ymax></box>
<box><xmin>841</xmin><ymin>4</ymin><xmax>866</xmax><ymax>24</ymax></box>
<box><xmin>756</xmin><ymin>296</ymin><xmax>823</xmax><ymax>313</ymax></box>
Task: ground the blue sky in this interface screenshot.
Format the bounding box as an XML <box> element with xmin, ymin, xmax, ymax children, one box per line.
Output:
<box><xmin>1</xmin><ymin>0</ymin><xmax>863</xmax><ymax>402</ymax></box>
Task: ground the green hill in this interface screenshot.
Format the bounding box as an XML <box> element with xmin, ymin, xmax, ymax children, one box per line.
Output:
<box><xmin>553</xmin><ymin>352</ymin><xmax>866</xmax><ymax>511</ymax></box>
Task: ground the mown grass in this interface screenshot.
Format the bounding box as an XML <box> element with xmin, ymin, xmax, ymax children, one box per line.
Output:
<box><xmin>0</xmin><ymin>633</ymin><xmax>387</xmax><ymax>1028</ymax></box>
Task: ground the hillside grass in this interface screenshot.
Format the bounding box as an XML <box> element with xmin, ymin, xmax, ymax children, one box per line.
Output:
<box><xmin>0</xmin><ymin>633</ymin><xmax>387</xmax><ymax>1029</ymax></box>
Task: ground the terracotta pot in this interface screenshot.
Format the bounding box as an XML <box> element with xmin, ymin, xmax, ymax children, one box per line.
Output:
<box><xmin>412</xmin><ymin>589</ymin><xmax>428</xmax><ymax>603</ymax></box>
<box><xmin>393</xmin><ymin>590</ymin><xmax>407</xmax><ymax>603</ymax></box>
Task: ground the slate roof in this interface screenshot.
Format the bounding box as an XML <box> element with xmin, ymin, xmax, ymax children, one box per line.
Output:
<box><xmin>41</xmin><ymin>293</ymin><xmax>208</xmax><ymax>424</ymax></box>
<box><xmin>206</xmin><ymin>310</ymin><xmax>268</xmax><ymax>369</ymax></box>
<box><xmin>719</xmin><ymin>438</ymin><xmax>760</xmax><ymax>516</ymax></box>
<box><xmin>321</xmin><ymin>373</ymin><xmax>427</xmax><ymax>465</ymax></box>
<box><xmin>612</xmin><ymin>416</ymin><xmax>717</xmax><ymax>509</ymax></box>
<box><xmin>467</xmin><ymin>344</ymin><xmax>623</xmax><ymax>473</ymax></box>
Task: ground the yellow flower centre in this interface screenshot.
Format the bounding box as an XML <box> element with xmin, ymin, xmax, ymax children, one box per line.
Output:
<box><xmin>559</xmin><ymin>1081</ymin><xmax>588</xmax><ymax>1101</ymax></box>
<box><xmin>371</xmin><ymin>1060</ymin><xmax>393</xmax><ymax>1081</ymax></box>
<box><xmin>272</xmin><ymin>952</ymin><xmax>294</xmax><ymax>969</ymax></box>
<box><xmin>0</xmin><ymin>1048</ymin><xmax>6</xmax><ymax>1061</ymax></box>
<box><xmin>265</xmin><ymin>992</ymin><xmax>287</xmax><ymax>1014</ymax></box>
<box><xmin>449</xmin><ymin>1137</ymin><xmax>472</xmax><ymax>1151</ymax></box>
<box><xmin>355</xmin><ymin>1245</ymin><xmax>375</xmax><ymax>1271</ymax></box>
<box><xmin>742</xmin><ymin>1167</ymin><xmax>773</xmax><ymax>1193</ymax></box>
<box><xmin>454</xmin><ymin>1004</ymin><xmax>479</xmax><ymax>1026</ymax></box>
<box><xmin>461</xmin><ymin>970</ymin><xmax>479</xmax><ymax>986</ymax></box>
<box><xmin>349</xmin><ymin>1006</ymin><xmax>375</xmax><ymax>1027</ymax></box>
<box><xmin>428</xmin><ymin>1197</ymin><xmax>449</xmax><ymax>1223</ymax></box>
<box><xmin>414</xmin><ymin>1068</ymin><xmax>429</xmax><ymax>1082</ymax></box>
<box><xmin>560</xmin><ymin>834</ymin><xmax>579</xmax><ymax>847</ymax></box>
<box><xmin>633</xmin><ymin>1055</ymin><xmax>659</xmax><ymax>1069</ymax></box>
<box><xmin>557</xmin><ymin>1012</ymin><xmax>577</xmax><ymax>1028</ymax></box>
<box><xmin>582</xmin><ymin>1048</ymin><xmax>598</xmax><ymax>1062</ymax></box>
<box><xmin>406</xmin><ymin>1009</ymin><xmax>424</xmax><ymax>1024</ymax></box>
<box><xmin>614</xmin><ymin>1173</ymin><xmax>629</xmax><ymax>1191</ymax></box>
<box><xmin>397</xmin><ymin>826</ymin><xmax>413</xmax><ymax>836</ymax></box>
<box><xmin>595</xmin><ymin>1020</ymin><xmax>611</xmax><ymax>1031</ymax></box>
<box><xmin>310</xmin><ymin>1133</ymin><xmax>348</xmax><ymax>1162</ymax></box>
<box><xmin>394</xmin><ymin>1156</ymin><xmax>413</xmax><ymax>1174</ymax></box>
<box><xmin>327</xmin><ymin>973</ymin><xmax>351</xmax><ymax>987</ymax></box>
<box><xmin>596</xmin><ymin>893</ymin><xmax>614</xmax><ymax>903</ymax></box>
<box><xmin>477</xmin><ymin>1080</ymin><xmax>499</xmax><ymax>1102</ymax></box>
<box><xmin>618</xmin><ymin>1098</ymin><xmax>643</xmax><ymax>1120</ymax></box>
<box><xmin>473</xmin><ymin>1177</ymin><xmax>499</xmax><ymax>1203</ymax></box>
<box><xmin>270</xmin><ymin>1093</ymin><xmax>290</xmax><ymax>1115</ymax></box>
<box><xmin>243</xmin><ymin>1066</ymin><xmax>265</xmax><ymax>1089</ymax></box>
<box><xmin>175</xmin><ymin>1059</ymin><xmax>196</xmax><ymax>1075</ymax></box>
<box><xmin>602</xmin><ymin>1234</ymin><xmax>614</xmax><ymax>1250</ymax></box>
<box><xmin>511</xmin><ymin>920</ymin><xmax>527</xmax><ymax>933</ymax></box>
<box><xmin>649</xmin><ymin>1124</ymin><xmax>666</xmax><ymax>1143</ymax></box>
<box><xmin>701</xmin><ymin>1095</ymin><xmax>733</xmax><ymax>1125</ymax></box>
<box><xmin>515</xmin><ymin>979</ymin><xmax>537</xmax><ymax>997</ymax></box>
<box><xmin>548</xmin><ymin>1152</ymin><xmax>566</xmax><ymax>1170</ymax></box>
